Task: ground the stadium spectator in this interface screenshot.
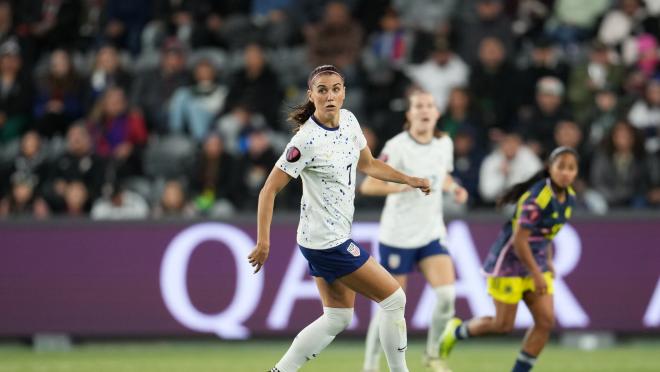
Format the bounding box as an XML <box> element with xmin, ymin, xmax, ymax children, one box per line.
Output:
<box><xmin>169</xmin><ymin>58</ymin><xmax>227</xmax><ymax>142</ymax></box>
<box><xmin>103</xmin><ymin>0</ymin><xmax>152</xmax><ymax>55</ymax></box>
<box><xmin>469</xmin><ymin>36</ymin><xmax>518</xmax><ymax>136</ymax></box>
<box><xmin>363</xmin><ymin>6</ymin><xmax>412</xmax><ymax>68</ymax></box>
<box><xmin>0</xmin><ymin>131</ymin><xmax>48</xmax><ymax>198</ymax></box>
<box><xmin>90</xmin><ymin>181</ymin><xmax>149</xmax><ymax>219</ymax></box>
<box><xmin>224</xmin><ymin>43</ymin><xmax>284</xmax><ymax>130</ymax></box>
<box><xmin>0</xmin><ymin>38</ymin><xmax>32</xmax><ymax>144</ymax></box>
<box><xmin>546</xmin><ymin>0</ymin><xmax>610</xmax><ymax>53</ymax></box>
<box><xmin>518</xmin><ymin>76</ymin><xmax>572</xmax><ymax>157</ymax></box>
<box><xmin>0</xmin><ymin>171</ymin><xmax>49</xmax><ymax>219</ymax></box>
<box><xmin>452</xmin><ymin>125</ymin><xmax>484</xmax><ymax>207</ymax></box>
<box><xmin>590</xmin><ymin>121</ymin><xmax>649</xmax><ymax>207</ymax></box>
<box><xmin>391</xmin><ymin>0</ymin><xmax>455</xmax><ymax>35</ymax></box>
<box><xmin>568</xmin><ymin>41</ymin><xmax>625</xmax><ymax>124</ymax></box>
<box><xmin>191</xmin><ymin>132</ymin><xmax>241</xmax><ymax>215</ymax></box>
<box><xmin>456</xmin><ymin>0</ymin><xmax>514</xmax><ymax>67</ymax></box>
<box><xmin>479</xmin><ymin>132</ymin><xmax>543</xmax><ymax>203</ymax></box>
<box><xmin>44</xmin><ymin>124</ymin><xmax>105</xmax><ymax>207</ymax></box>
<box><xmin>83</xmin><ymin>44</ymin><xmax>132</xmax><ymax>111</ymax></box>
<box><xmin>87</xmin><ymin>86</ymin><xmax>147</xmax><ymax>181</ymax></box>
<box><xmin>216</xmin><ymin>105</ymin><xmax>268</xmax><ymax>156</ymax></box>
<box><xmin>622</xmin><ymin>33</ymin><xmax>659</xmax><ymax>78</ymax></box>
<box><xmin>405</xmin><ymin>37</ymin><xmax>469</xmax><ymax>112</ymax></box>
<box><xmin>152</xmin><ymin>179</ymin><xmax>196</xmax><ymax>218</ymax></box>
<box><xmin>583</xmin><ymin>87</ymin><xmax>622</xmax><ymax>154</ymax></box>
<box><xmin>131</xmin><ymin>38</ymin><xmax>190</xmax><ymax>133</ymax></box>
<box><xmin>627</xmin><ymin>78</ymin><xmax>660</xmax><ymax>154</ymax></box>
<box><xmin>517</xmin><ymin>37</ymin><xmax>570</xmax><ymax>110</ymax></box>
<box><xmin>14</xmin><ymin>0</ymin><xmax>81</xmax><ymax>54</ymax></box>
<box><xmin>237</xmin><ymin>129</ymin><xmax>278</xmax><ymax>209</ymax></box>
<box><xmin>437</xmin><ymin>86</ymin><xmax>482</xmax><ymax>143</ymax></box>
<box><xmin>58</xmin><ymin>180</ymin><xmax>90</xmax><ymax>217</ymax></box>
<box><xmin>33</xmin><ymin>49</ymin><xmax>84</xmax><ymax>138</ymax></box>
<box><xmin>305</xmin><ymin>2</ymin><xmax>363</xmax><ymax>78</ymax></box>
<box><xmin>598</xmin><ymin>0</ymin><xmax>650</xmax><ymax>48</ymax></box>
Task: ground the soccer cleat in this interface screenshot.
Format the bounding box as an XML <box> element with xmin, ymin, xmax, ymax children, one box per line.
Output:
<box><xmin>423</xmin><ymin>352</ymin><xmax>453</xmax><ymax>372</ymax></box>
<box><xmin>268</xmin><ymin>368</ymin><xmax>281</xmax><ymax>372</ymax></box>
<box><xmin>439</xmin><ymin>317</ymin><xmax>463</xmax><ymax>359</ymax></box>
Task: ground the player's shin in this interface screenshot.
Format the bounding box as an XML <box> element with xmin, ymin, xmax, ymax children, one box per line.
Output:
<box><xmin>274</xmin><ymin>307</ymin><xmax>353</xmax><ymax>372</ymax></box>
<box><xmin>426</xmin><ymin>284</ymin><xmax>456</xmax><ymax>358</ymax></box>
<box><xmin>378</xmin><ymin>288</ymin><xmax>409</xmax><ymax>372</ymax></box>
<box><xmin>363</xmin><ymin>309</ymin><xmax>383</xmax><ymax>372</ymax></box>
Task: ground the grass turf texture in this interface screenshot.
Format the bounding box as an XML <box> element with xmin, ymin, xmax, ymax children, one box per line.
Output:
<box><xmin>1</xmin><ymin>339</ymin><xmax>659</xmax><ymax>372</ymax></box>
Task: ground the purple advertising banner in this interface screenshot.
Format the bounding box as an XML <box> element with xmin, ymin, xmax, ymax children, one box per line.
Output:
<box><xmin>0</xmin><ymin>219</ymin><xmax>659</xmax><ymax>339</ymax></box>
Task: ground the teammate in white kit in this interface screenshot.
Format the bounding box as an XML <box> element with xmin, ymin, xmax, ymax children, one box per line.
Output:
<box><xmin>360</xmin><ymin>90</ymin><xmax>468</xmax><ymax>372</ymax></box>
<box><xmin>248</xmin><ymin>65</ymin><xmax>431</xmax><ymax>372</ymax></box>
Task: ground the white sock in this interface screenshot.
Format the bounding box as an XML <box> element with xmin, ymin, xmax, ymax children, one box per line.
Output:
<box><xmin>275</xmin><ymin>307</ymin><xmax>353</xmax><ymax>372</ymax></box>
<box><xmin>378</xmin><ymin>288</ymin><xmax>409</xmax><ymax>372</ymax></box>
<box><xmin>363</xmin><ymin>308</ymin><xmax>382</xmax><ymax>371</ymax></box>
<box><xmin>426</xmin><ymin>284</ymin><xmax>456</xmax><ymax>358</ymax></box>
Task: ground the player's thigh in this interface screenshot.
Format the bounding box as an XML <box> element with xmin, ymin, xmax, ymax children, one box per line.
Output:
<box><xmin>338</xmin><ymin>256</ymin><xmax>401</xmax><ymax>302</ymax></box>
<box><xmin>523</xmin><ymin>291</ymin><xmax>555</xmax><ymax>329</ymax></box>
<box><xmin>418</xmin><ymin>254</ymin><xmax>455</xmax><ymax>287</ymax></box>
<box><xmin>315</xmin><ymin>277</ymin><xmax>357</xmax><ymax>308</ymax></box>
<box><xmin>493</xmin><ymin>298</ymin><xmax>519</xmax><ymax>331</ymax></box>
<box><xmin>392</xmin><ymin>274</ymin><xmax>408</xmax><ymax>290</ymax></box>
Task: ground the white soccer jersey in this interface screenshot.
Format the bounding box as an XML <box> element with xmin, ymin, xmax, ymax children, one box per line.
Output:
<box><xmin>378</xmin><ymin>132</ymin><xmax>454</xmax><ymax>248</ymax></box>
<box><xmin>276</xmin><ymin>109</ymin><xmax>367</xmax><ymax>249</ymax></box>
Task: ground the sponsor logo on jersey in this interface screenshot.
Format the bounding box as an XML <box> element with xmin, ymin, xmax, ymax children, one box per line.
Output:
<box><xmin>347</xmin><ymin>242</ymin><xmax>360</xmax><ymax>257</ymax></box>
<box><xmin>286</xmin><ymin>146</ymin><xmax>301</xmax><ymax>162</ymax></box>
<box><xmin>388</xmin><ymin>253</ymin><xmax>401</xmax><ymax>269</ymax></box>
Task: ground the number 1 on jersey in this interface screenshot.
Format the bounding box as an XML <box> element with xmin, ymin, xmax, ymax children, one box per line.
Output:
<box><xmin>346</xmin><ymin>164</ymin><xmax>352</xmax><ymax>185</ymax></box>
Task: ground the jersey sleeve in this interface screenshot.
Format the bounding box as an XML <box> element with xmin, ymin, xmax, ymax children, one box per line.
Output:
<box><xmin>516</xmin><ymin>196</ymin><xmax>543</xmax><ymax>230</ymax></box>
<box><xmin>351</xmin><ymin>111</ymin><xmax>367</xmax><ymax>150</ymax></box>
<box><xmin>276</xmin><ymin>131</ymin><xmax>314</xmax><ymax>179</ymax></box>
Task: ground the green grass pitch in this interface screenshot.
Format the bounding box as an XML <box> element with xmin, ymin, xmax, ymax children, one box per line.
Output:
<box><xmin>1</xmin><ymin>338</ymin><xmax>659</xmax><ymax>372</ymax></box>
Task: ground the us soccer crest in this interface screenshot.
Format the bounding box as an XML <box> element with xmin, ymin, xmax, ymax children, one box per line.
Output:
<box><xmin>347</xmin><ymin>242</ymin><xmax>360</xmax><ymax>257</ymax></box>
<box><xmin>388</xmin><ymin>254</ymin><xmax>401</xmax><ymax>269</ymax></box>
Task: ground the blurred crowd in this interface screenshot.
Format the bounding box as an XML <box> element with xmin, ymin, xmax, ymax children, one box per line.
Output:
<box><xmin>0</xmin><ymin>0</ymin><xmax>659</xmax><ymax>220</ymax></box>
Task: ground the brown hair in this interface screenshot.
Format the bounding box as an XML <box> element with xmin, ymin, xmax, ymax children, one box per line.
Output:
<box><xmin>287</xmin><ymin>65</ymin><xmax>345</xmax><ymax>132</ymax></box>
<box><xmin>403</xmin><ymin>88</ymin><xmax>445</xmax><ymax>138</ymax></box>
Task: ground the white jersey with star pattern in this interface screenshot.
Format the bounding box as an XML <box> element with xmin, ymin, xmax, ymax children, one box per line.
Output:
<box><xmin>378</xmin><ymin>131</ymin><xmax>454</xmax><ymax>248</ymax></box>
<box><xmin>276</xmin><ymin>109</ymin><xmax>367</xmax><ymax>249</ymax></box>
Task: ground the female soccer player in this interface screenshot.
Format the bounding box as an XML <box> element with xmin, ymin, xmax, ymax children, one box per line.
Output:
<box><xmin>439</xmin><ymin>146</ymin><xmax>579</xmax><ymax>372</ymax></box>
<box><xmin>360</xmin><ymin>90</ymin><xmax>468</xmax><ymax>372</ymax></box>
<box><xmin>247</xmin><ymin>65</ymin><xmax>431</xmax><ymax>372</ymax></box>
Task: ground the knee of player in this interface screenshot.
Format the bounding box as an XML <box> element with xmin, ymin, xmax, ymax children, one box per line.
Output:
<box><xmin>379</xmin><ymin>287</ymin><xmax>406</xmax><ymax>312</ymax></box>
<box><xmin>323</xmin><ymin>307</ymin><xmax>354</xmax><ymax>334</ymax></box>
<box><xmin>535</xmin><ymin>314</ymin><xmax>555</xmax><ymax>331</ymax></box>
<box><xmin>434</xmin><ymin>285</ymin><xmax>456</xmax><ymax>316</ymax></box>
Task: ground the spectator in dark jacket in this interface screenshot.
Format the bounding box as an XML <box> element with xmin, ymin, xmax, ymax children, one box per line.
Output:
<box><xmin>33</xmin><ymin>49</ymin><xmax>84</xmax><ymax>138</ymax></box>
<box><xmin>224</xmin><ymin>43</ymin><xmax>284</xmax><ymax>130</ymax></box>
<box><xmin>0</xmin><ymin>38</ymin><xmax>32</xmax><ymax>144</ymax></box>
<box><xmin>590</xmin><ymin>121</ymin><xmax>649</xmax><ymax>207</ymax></box>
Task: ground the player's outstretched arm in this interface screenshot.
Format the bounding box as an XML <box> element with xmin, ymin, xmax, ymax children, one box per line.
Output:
<box><xmin>443</xmin><ymin>175</ymin><xmax>468</xmax><ymax>204</ymax></box>
<box><xmin>248</xmin><ymin>167</ymin><xmax>292</xmax><ymax>273</ymax></box>
<box><xmin>357</xmin><ymin>147</ymin><xmax>430</xmax><ymax>195</ymax></box>
<box><xmin>359</xmin><ymin>175</ymin><xmax>412</xmax><ymax>196</ymax></box>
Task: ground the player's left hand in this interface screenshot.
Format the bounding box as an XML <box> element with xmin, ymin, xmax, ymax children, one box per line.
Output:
<box><xmin>453</xmin><ymin>186</ymin><xmax>468</xmax><ymax>204</ymax></box>
<box><xmin>408</xmin><ymin>177</ymin><xmax>431</xmax><ymax>195</ymax></box>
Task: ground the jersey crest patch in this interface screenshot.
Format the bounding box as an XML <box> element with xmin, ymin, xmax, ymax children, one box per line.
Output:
<box><xmin>286</xmin><ymin>146</ymin><xmax>301</xmax><ymax>162</ymax></box>
<box><xmin>388</xmin><ymin>254</ymin><xmax>401</xmax><ymax>269</ymax></box>
<box><xmin>347</xmin><ymin>242</ymin><xmax>361</xmax><ymax>257</ymax></box>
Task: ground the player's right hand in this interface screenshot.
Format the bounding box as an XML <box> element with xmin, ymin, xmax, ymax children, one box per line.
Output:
<box><xmin>408</xmin><ymin>177</ymin><xmax>431</xmax><ymax>195</ymax></box>
<box><xmin>532</xmin><ymin>272</ymin><xmax>547</xmax><ymax>295</ymax></box>
<box><xmin>248</xmin><ymin>242</ymin><xmax>270</xmax><ymax>274</ymax></box>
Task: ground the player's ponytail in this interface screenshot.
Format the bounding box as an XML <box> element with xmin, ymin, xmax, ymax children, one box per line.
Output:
<box><xmin>497</xmin><ymin>146</ymin><xmax>579</xmax><ymax>206</ymax></box>
<box><xmin>288</xmin><ymin>101</ymin><xmax>315</xmax><ymax>132</ymax></box>
<box><xmin>288</xmin><ymin>65</ymin><xmax>345</xmax><ymax>133</ymax></box>
<box><xmin>497</xmin><ymin>169</ymin><xmax>548</xmax><ymax>206</ymax></box>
